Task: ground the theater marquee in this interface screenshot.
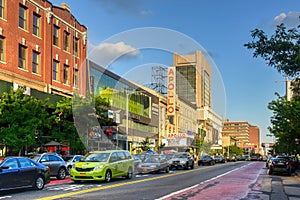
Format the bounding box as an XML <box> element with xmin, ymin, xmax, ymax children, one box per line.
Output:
<box><xmin>167</xmin><ymin>67</ymin><xmax>176</xmax><ymax>116</ymax></box>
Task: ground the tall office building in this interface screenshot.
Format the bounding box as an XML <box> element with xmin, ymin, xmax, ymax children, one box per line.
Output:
<box><xmin>173</xmin><ymin>50</ymin><xmax>223</xmax><ymax>148</ymax></box>
<box><xmin>173</xmin><ymin>50</ymin><xmax>212</xmax><ymax>108</ymax></box>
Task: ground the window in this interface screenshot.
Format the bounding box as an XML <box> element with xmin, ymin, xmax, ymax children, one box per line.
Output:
<box><xmin>32</xmin><ymin>50</ymin><xmax>40</xmax><ymax>74</ymax></box>
<box><xmin>53</xmin><ymin>25</ymin><xmax>60</xmax><ymax>46</ymax></box>
<box><xmin>53</xmin><ymin>60</ymin><xmax>59</xmax><ymax>81</ymax></box>
<box><xmin>18</xmin><ymin>44</ymin><xmax>27</xmax><ymax>69</ymax></box>
<box><xmin>0</xmin><ymin>0</ymin><xmax>5</xmax><ymax>19</ymax></box>
<box><xmin>73</xmin><ymin>36</ymin><xmax>79</xmax><ymax>56</ymax></box>
<box><xmin>0</xmin><ymin>36</ymin><xmax>5</xmax><ymax>62</ymax></box>
<box><xmin>19</xmin><ymin>4</ymin><xmax>27</xmax><ymax>29</ymax></box>
<box><xmin>33</xmin><ymin>13</ymin><xmax>40</xmax><ymax>36</ymax></box>
<box><xmin>73</xmin><ymin>68</ymin><xmax>78</xmax><ymax>88</ymax></box>
<box><xmin>63</xmin><ymin>31</ymin><xmax>70</xmax><ymax>52</ymax></box>
<box><xmin>63</xmin><ymin>64</ymin><xmax>69</xmax><ymax>84</ymax></box>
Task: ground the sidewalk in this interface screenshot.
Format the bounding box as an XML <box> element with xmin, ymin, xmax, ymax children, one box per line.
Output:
<box><xmin>253</xmin><ymin>167</ymin><xmax>300</xmax><ymax>200</ymax></box>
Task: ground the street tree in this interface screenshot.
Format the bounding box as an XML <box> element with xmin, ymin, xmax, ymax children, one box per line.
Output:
<box><xmin>244</xmin><ymin>23</ymin><xmax>300</xmax><ymax>78</ymax></box>
<box><xmin>52</xmin><ymin>97</ymin><xmax>85</xmax><ymax>154</ymax></box>
<box><xmin>245</xmin><ymin>22</ymin><xmax>300</xmax><ymax>153</ymax></box>
<box><xmin>0</xmin><ymin>87</ymin><xmax>49</xmax><ymax>155</ymax></box>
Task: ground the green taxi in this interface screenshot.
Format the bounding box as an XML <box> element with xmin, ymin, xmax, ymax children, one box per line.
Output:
<box><xmin>70</xmin><ymin>150</ymin><xmax>134</xmax><ymax>183</ymax></box>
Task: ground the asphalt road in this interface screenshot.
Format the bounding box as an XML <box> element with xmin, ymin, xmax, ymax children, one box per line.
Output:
<box><xmin>0</xmin><ymin>161</ymin><xmax>251</xmax><ymax>200</ymax></box>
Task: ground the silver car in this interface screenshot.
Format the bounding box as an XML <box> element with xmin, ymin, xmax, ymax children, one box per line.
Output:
<box><xmin>31</xmin><ymin>153</ymin><xmax>67</xmax><ymax>180</ymax></box>
<box><xmin>63</xmin><ymin>155</ymin><xmax>83</xmax><ymax>174</ymax></box>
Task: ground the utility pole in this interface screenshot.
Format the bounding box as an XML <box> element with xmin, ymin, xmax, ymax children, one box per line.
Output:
<box><xmin>276</xmin><ymin>75</ymin><xmax>291</xmax><ymax>101</ymax></box>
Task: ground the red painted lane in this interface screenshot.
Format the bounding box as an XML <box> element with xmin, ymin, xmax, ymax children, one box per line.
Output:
<box><xmin>47</xmin><ymin>176</ymin><xmax>73</xmax><ymax>186</ymax></box>
<box><xmin>162</xmin><ymin>162</ymin><xmax>265</xmax><ymax>200</ymax></box>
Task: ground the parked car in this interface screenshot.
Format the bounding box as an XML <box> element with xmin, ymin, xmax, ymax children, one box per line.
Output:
<box><xmin>70</xmin><ymin>150</ymin><xmax>134</xmax><ymax>183</ymax></box>
<box><xmin>0</xmin><ymin>157</ymin><xmax>50</xmax><ymax>191</ymax></box>
<box><xmin>268</xmin><ymin>156</ymin><xmax>295</xmax><ymax>175</ymax></box>
<box><xmin>214</xmin><ymin>155</ymin><xmax>225</xmax><ymax>163</ymax></box>
<box><xmin>227</xmin><ymin>154</ymin><xmax>237</xmax><ymax>162</ymax></box>
<box><xmin>266</xmin><ymin>156</ymin><xmax>275</xmax><ymax>168</ymax></box>
<box><xmin>31</xmin><ymin>152</ymin><xmax>67</xmax><ymax>180</ymax></box>
<box><xmin>63</xmin><ymin>155</ymin><xmax>83</xmax><ymax>174</ymax></box>
<box><xmin>250</xmin><ymin>154</ymin><xmax>261</xmax><ymax>161</ymax></box>
<box><xmin>198</xmin><ymin>155</ymin><xmax>215</xmax><ymax>166</ymax></box>
<box><xmin>132</xmin><ymin>155</ymin><xmax>143</xmax><ymax>170</ymax></box>
<box><xmin>161</xmin><ymin>153</ymin><xmax>176</xmax><ymax>168</ymax></box>
<box><xmin>170</xmin><ymin>152</ymin><xmax>194</xmax><ymax>170</ymax></box>
<box><xmin>134</xmin><ymin>153</ymin><xmax>151</xmax><ymax>162</ymax></box>
<box><xmin>136</xmin><ymin>154</ymin><xmax>169</xmax><ymax>174</ymax></box>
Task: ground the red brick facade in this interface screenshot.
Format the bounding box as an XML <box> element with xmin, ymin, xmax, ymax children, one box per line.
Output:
<box><xmin>222</xmin><ymin>121</ymin><xmax>260</xmax><ymax>150</ymax></box>
<box><xmin>0</xmin><ymin>0</ymin><xmax>87</xmax><ymax>97</ymax></box>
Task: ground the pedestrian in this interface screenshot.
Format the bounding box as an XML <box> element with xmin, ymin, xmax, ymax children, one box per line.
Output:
<box><xmin>294</xmin><ymin>154</ymin><xmax>299</xmax><ymax>169</ymax></box>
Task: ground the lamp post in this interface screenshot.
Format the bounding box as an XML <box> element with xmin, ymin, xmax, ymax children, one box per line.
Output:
<box><xmin>125</xmin><ymin>90</ymin><xmax>135</xmax><ymax>151</ymax></box>
<box><xmin>126</xmin><ymin>92</ymin><xmax>129</xmax><ymax>151</ymax></box>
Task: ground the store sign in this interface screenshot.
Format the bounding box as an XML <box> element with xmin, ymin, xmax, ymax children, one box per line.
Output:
<box><xmin>167</xmin><ymin>67</ymin><xmax>176</xmax><ymax>116</ymax></box>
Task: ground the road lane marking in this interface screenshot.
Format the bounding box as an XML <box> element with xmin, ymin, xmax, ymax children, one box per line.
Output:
<box><xmin>156</xmin><ymin>162</ymin><xmax>255</xmax><ymax>200</ymax></box>
<box><xmin>37</xmin><ymin>167</ymin><xmax>206</xmax><ymax>200</ymax></box>
<box><xmin>38</xmin><ymin>163</ymin><xmax>253</xmax><ymax>200</ymax></box>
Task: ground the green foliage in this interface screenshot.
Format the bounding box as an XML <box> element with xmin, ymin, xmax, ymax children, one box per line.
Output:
<box><xmin>94</xmin><ymin>94</ymin><xmax>114</xmax><ymax>126</ymax></box>
<box><xmin>199</xmin><ymin>141</ymin><xmax>212</xmax><ymax>155</ymax></box>
<box><xmin>49</xmin><ymin>97</ymin><xmax>85</xmax><ymax>154</ymax></box>
<box><xmin>139</xmin><ymin>137</ymin><xmax>153</xmax><ymax>151</ymax></box>
<box><xmin>244</xmin><ymin>23</ymin><xmax>300</xmax><ymax>77</ymax></box>
<box><xmin>228</xmin><ymin>145</ymin><xmax>243</xmax><ymax>155</ymax></box>
<box><xmin>0</xmin><ymin>87</ymin><xmax>49</xmax><ymax>155</ymax></box>
<box><xmin>245</xmin><ymin>22</ymin><xmax>300</xmax><ymax>153</ymax></box>
<box><xmin>268</xmin><ymin>93</ymin><xmax>300</xmax><ymax>153</ymax></box>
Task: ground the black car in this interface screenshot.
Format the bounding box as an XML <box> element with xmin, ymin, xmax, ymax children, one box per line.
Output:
<box><xmin>0</xmin><ymin>157</ymin><xmax>50</xmax><ymax>191</ymax></box>
<box><xmin>170</xmin><ymin>152</ymin><xmax>194</xmax><ymax>170</ymax></box>
<box><xmin>198</xmin><ymin>155</ymin><xmax>215</xmax><ymax>166</ymax></box>
<box><xmin>214</xmin><ymin>155</ymin><xmax>225</xmax><ymax>163</ymax></box>
<box><xmin>31</xmin><ymin>153</ymin><xmax>67</xmax><ymax>180</ymax></box>
<box><xmin>268</xmin><ymin>156</ymin><xmax>295</xmax><ymax>175</ymax></box>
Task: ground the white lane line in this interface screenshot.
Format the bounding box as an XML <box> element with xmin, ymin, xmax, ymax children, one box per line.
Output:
<box><xmin>156</xmin><ymin>163</ymin><xmax>255</xmax><ymax>200</ymax></box>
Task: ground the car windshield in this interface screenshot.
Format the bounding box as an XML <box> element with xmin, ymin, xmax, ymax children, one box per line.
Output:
<box><xmin>82</xmin><ymin>153</ymin><xmax>110</xmax><ymax>162</ymax></box>
<box><xmin>30</xmin><ymin>155</ymin><xmax>41</xmax><ymax>162</ymax></box>
<box><xmin>174</xmin><ymin>154</ymin><xmax>187</xmax><ymax>158</ymax></box>
<box><xmin>145</xmin><ymin>156</ymin><xmax>160</xmax><ymax>163</ymax></box>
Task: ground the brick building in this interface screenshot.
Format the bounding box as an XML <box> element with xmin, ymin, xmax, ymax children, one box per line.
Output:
<box><xmin>222</xmin><ymin>121</ymin><xmax>260</xmax><ymax>153</ymax></box>
<box><xmin>0</xmin><ymin>0</ymin><xmax>87</xmax><ymax>98</ymax></box>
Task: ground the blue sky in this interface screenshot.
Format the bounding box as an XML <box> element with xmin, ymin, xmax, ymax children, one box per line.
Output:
<box><xmin>51</xmin><ymin>0</ymin><xmax>300</xmax><ymax>143</ymax></box>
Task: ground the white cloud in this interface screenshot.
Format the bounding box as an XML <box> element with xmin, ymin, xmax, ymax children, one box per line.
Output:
<box><xmin>273</xmin><ymin>12</ymin><xmax>300</xmax><ymax>27</ymax></box>
<box><xmin>88</xmin><ymin>42</ymin><xmax>140</xmax><ymax>66</ymax></box>
<box><xmin>139</xmin><ymin>10</ymin><xmax>153</xmax><ymax>16</ymax></box>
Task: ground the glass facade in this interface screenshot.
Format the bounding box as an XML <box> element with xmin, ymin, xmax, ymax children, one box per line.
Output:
<box><xmin>90</xmin><ymin>65</ymin><xmax>157</xmax><ymax>135</ymax></box>
<box><xmin>176</xmin><ymin>65</ymin><xmax>196</xmax><ymax>104</ymax></box>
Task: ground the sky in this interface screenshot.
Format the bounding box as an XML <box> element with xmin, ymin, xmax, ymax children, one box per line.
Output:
<box><xmin>50</xmin><ymin>0</ymin><xmax>300</xmax><ymax>143</ymax></box>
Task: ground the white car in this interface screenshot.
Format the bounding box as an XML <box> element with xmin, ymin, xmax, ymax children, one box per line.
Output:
<box><xmin>63</xmin><ymin>155</ymin><xmax>83</xmax><ymax>174</ymax></box>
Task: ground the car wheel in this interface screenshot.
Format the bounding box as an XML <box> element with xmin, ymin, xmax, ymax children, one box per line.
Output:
<box><xmin>57</xmin><ymin>168</ymin><xmax>67</xmax><ymax>180</ymax></box>
<box><xmin>268</xmin><ymin>169</ymin><xmax>273</xmax><ymax>175</ymax></box>
<box><xmin>33</xmin><ymin>176</ymin><xmax>45</xmax><ymax>190</ymax></box>
<box><xmin>126</xmin><ymin>167</ymin><xmax>133</xmax><ymax>179</ymax></box>
<box><xmin>67</xmin><ymin>166</ymin><xmax>72</xmax><ymax>175</ymax></box>
<box><xmin>165</xmin><ymin>166</ymin><xmax>170</xmax><ymax>173</ymax></box>
<box><xmin>191</xmin><ymin>163</ymin><xmax>194</xmax><ymax>169</ymax></box>
<box><xmin>184</xmin><ymin>162</ymin><xmax>189</xmax><ymax>170</ymax></box>
<box><xmin>105</xmin><ymin>170</ymin><xmax>112</xmax><ymax>182</ymax></box>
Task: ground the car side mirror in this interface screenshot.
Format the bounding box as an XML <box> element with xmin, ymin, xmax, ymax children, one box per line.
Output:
<box><xmin>0</xmin><ymin>166</ymin><xmax>9</xmax><ymax>171</ymax></box>
<box><xmin>40</xmin><ymin>158</ymin><xmax>47</xmax><ymax>162</ymax></box>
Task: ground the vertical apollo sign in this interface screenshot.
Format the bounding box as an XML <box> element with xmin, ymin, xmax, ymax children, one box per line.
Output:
<box><xmin>167</xmin><ymin>67</ymin><xmax>176</xmax><ymax>116</ymax></box>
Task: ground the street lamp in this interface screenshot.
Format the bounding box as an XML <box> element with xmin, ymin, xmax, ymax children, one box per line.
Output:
<box><xmin>125</xmin><ymin>90</ymin><xmax>135</xmax><ymax>151</ymax></box>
